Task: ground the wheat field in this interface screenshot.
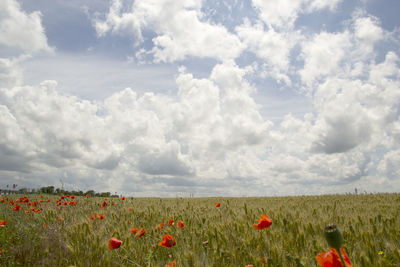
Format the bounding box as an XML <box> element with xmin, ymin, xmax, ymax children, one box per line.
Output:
<box><xmin>1</xmin><ymin>193</ymin><xmax>399</xmax><ymax>266</ymax></box>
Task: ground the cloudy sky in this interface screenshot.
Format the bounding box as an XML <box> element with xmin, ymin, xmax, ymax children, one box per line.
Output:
<box><xmin>1</xmin><ymin>0</ymin><xmax>400</xmax><ymax>197</ymax></box>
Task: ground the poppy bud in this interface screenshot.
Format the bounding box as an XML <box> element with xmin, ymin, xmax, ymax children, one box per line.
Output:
<box><xmin>323</xmin><ymin>224</ymin><xmax>343</xmax><ymax>250</ymax></box>
<box><xmin>108</xmin><ymin>237</ymin><xmax>122</xmax><ymax>250</ymax></box>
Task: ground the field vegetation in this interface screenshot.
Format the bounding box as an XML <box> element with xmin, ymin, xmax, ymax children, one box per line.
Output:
<box><xmin>1</xmin><ymin>193</ymin><xmax>399</xmax><ymax>266</ymax></box>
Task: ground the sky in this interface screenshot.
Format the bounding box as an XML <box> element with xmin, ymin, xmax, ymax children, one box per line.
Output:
<box><xmin>0</xmin><ymin>0</ymin><xmax>400</xmax><ymax>197</ymax></box>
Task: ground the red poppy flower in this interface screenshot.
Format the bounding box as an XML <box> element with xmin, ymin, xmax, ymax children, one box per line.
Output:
<box><xmin>158</xmin><ymin>234</ymin><xmax>176</xmax><ymax>247</ymax></box>
<box><xmin>12</xmin><ymin>205</ymin><xmax>20</xmax><ymax>211</ymax></box>
<box><xmin>101</xmin><ymin>201</ymin><xmax>107</xmax><ymax>208</ymax></box>
<box><xmin>254</xmin><ymin>214</ymin><xmax>272</xmax><ymax>230</ymax></box>
<box><xmin>121</xmin><ymin>196</ymin><xmax>125</xmax><ymax>200</ymax></box>
<box><xmin>89</xmin><ymin>214</ymin><xmax>96</xmax><ymax>221</ymax></box>
<box><xmin>168</xmin><ymin>219</ymin><xmax>174</xmax><ymax>226</ymax></box>
<box><xmin>98</xmin><ymin>213</ymin><xmax>105</xmax><ymax>220</ymax></box>
<box><xmin>165</xmin><ymin>260</ymin><xmax>177</xmax><ymax>267</ymax></box>
<box><xmin>157</xmin><ymin>223</ymin><xmax>165</xmax><ymax>230</ymax></box>
<box><xmin>215</xmin><ymin>203</ymin><xmax>221</xmax><ymax>207</ymax></box>
<box><xmin>70</xmin><ymin>195</ymin><xmax>75</xmax><ymax>199</ymax></box>
<box><xmin>85</xmin><ymin>194</ymin><xmax>89</xmax><ymax>198</ymax></box>
<box><xmin>0</xmin><ymin>220</ymin><xmax>8</xmax><ymax>227</ymax></box>
<box><xmin>137</xmin><ymin>228</ymin><xmax>146</xmax><ymax>237</ymax></box>
<box><xmin>130</xmin><ymin>227</ymin><xmax>139</xmax><ymax>235</ymax></box>
<box><xmin>316</xmin><ymin>248</ymin><xmax>352</xmax><ymax>267</ymax></box>
<box><xmin>32</xmin><ymin>208</ymin><xmax>41</xmax><ymax>213</ymax></box>
<box><xmin>18</xmin><ymin>196</ymin><xmax>29</xmax><ymax>203</ymax></box>
<box><xmin>108</xmin><ymin>237</ymin><xmax>122</xmax><ymax>250</ymax></box>
<box><xmin>177</xmin><ymin>221</ymin><xmax>186</xmax><ymax>229</ymax></box>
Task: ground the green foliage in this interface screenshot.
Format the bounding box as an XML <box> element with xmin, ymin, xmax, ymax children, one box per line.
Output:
<box><xmin>1</xmin><ymin>193</ymin><xmax>399</xmax><ymax>266</ymax></box>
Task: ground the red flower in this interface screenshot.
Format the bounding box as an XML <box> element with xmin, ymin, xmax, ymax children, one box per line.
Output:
<box><xmin>85</xmin><ymin>194</ymin><xmax>89</xmax><ymax>198</ymax></box>
<box><xmin>70</xmin><ymin>195</ymin><xmax>75</xmax><ymax>199</ymax></box>
<box><xmin>157</xmin><ymin>223</ymin><xmax>165</xmax><ymax>230</ymax></box>
<box><xmin>108</xmin><ymin>237</ymin><xmax>122</xmax><ymax>250</ymax></box>
<box><xmin>215</xmin><ymin>203</ymin><xmax>221</xmax><ymax>207</ymax></box>
<box><xmin>0</xmin><ymin>220</ymin><xmax>8</xmax><ymax>227</ymax></box>
<box><xmin>136</xmin><ymin>228</ymin><xmax>146</xmax><ymax>237</ymax></box>
<box><xmin>165</xmin><ymin>260</ymin><xmax>177</xmax><ymax>267</ymax></box>
<box><xmin>254</xmin><ymin>214</ymin><xmax>272</xmax><ymax>230</ymax></box>
<box><xmin>158</xmin><ymin>234</ymin><xmax>176</xmax><ymax>247</ymax></box>
<box><xmin>89</xmin><ymin>213</ymin><xmax>97</xmax><ymax>221</ymax></box>
<box><xmin>101</xmin><ymin>201</ymin><xmax>107</xmax><ymax>208</ymax></box>
<box><xmin>121</xmin><ymin>196</ymin><xmax>125</xmax><ymax>200</ymax></box>
<box><xmin>98</xmin><ymin>213</ymin><xmax>105</xmax><ymax>220</ymax></box>
<box><xmin>130</xmin><ymin>227</ymin><xmax>139</xmax><ymax>235</ymax></box>
<box><xmin>177</xmin><ymin>221</ymin><xmax>186</xmax><ymax>229</ymax></box>
<box><xmin>168</xmin><ymin>219</ymin><xmax>174</xmax><ymax>226</ymax></box>
<box><xmin>316</xmin><ymin>248</ymin><xmax>352</xmax><ymax>267</ymax></box>
<box><xmin>57</xmin><ymin>216</ymin><xmax>62</xmax><ymax>221</ymax></box>
<box><xmin>18</xmin><ymin>196</ymin><xmax>29</xmax><ymax>203</ymax></box>
<box><xmin>12</xmin><ymin>205</ymin><xmax>20</xmax><ymax>211</ymax></box>
<box><xmin>32</xmin><ymin>208</ymin><xmax>41</xmax><ymax>213</ymax></box>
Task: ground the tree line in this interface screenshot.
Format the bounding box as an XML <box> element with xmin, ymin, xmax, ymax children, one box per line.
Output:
<box><xmin>11</xmin><ymin>186</ymin><xmax>119</xmax><ymax>198</ymax></box>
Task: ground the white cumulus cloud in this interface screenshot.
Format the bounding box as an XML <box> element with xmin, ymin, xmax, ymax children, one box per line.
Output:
<box><xmin>0</xmin><ymin>0</ymin><xmax>52</xmax><ymax>53</ymax></box>
<box><xmin>93</xmin><ymin>0</ymin><xmax>243</xmax><ymax>62</ymax></box>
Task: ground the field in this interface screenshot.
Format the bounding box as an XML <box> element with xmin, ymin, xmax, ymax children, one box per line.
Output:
<box><xmin>1</xmin><ymin>193</ymin><xmax>400</xmax><ymax>266</ymax></box>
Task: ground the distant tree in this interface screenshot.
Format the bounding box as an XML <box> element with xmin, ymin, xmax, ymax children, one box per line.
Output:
<box><xmin>85</xmin><ymin>190</ymin><xmax>95</xmax><ymax>197</ymax></box>
<box><xmin>41</xmin><ymin>186</ymin><xmax>55</xmax><ymax>194</ymax></box>
<box><xmin>98</xmin><ymin>192</ymin><xmax>111</xmax><ymax>197</ymax></box>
